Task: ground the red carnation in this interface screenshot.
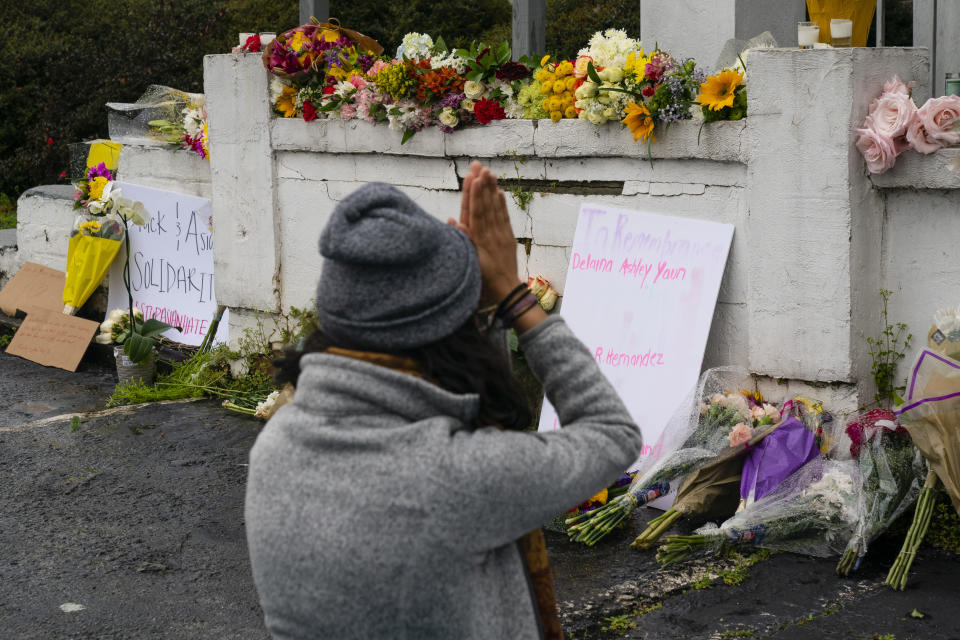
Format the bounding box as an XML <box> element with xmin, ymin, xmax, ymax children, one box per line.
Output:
<box><xmin>242</xmin><ymin>34</ymin><xmax>262</xmax><ymax>53</ymax></box>
<box><xmin>642</xmin><ymin>86</ymin><xmax>655</xmax><ymax>98</ymax></box>
<box><xmin>474</xmin><ymin>98</ymin><xmax>506</xmax><ymax>125</ymax></box>
<box><xmin>322</xmin><ymin>85</ymin><xmax>336</xmax><ymax>97</ymax></box>
<box><xmin>302</xmin><ymin>100</ymin><xmax>318</xmax><ymax>122</ymax></box>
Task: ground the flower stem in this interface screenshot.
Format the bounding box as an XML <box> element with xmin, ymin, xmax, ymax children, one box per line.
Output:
<box><xmin>884</xmin><ymin>470</ymin><xmax>939</xmax><ymax>590</ymax></box>
<box><xmin>631</xmin><ymin>508</ymin><xmax>681</xmax><ymax>549</ymax></box>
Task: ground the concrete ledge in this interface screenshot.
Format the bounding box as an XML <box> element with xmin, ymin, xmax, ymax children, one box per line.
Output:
<box><xmin>21</xmin><ymin>184</ymin><xmax>76</xmax><ymax>201</ymax></box>
<box><xmin>117</xmin><ymin>145</ymin><xmax>212</xmax><ymax>199</ymax></box>
<box><xmin>533</xmin><ymin>118</ymin><xmax>747</xmax><ymax>161</ymax></box>
<box><xmin>271</xmin><ymin>118</ymin><xmax>446</xmax><ymax>157</ymax></box>
<box><xmin>0</xmin><ymin>228</ymin><xmax>15</xmax><ymax>248</ymax></box>
<box><xmin>869</xmin><ymin>148</ymin><xmax>960</xmax><ymax>190</ymax></box>
<box><xmin>15</xmin><ymin>186</ymin><xmax>76</xmax><ymax>273</ymax></box>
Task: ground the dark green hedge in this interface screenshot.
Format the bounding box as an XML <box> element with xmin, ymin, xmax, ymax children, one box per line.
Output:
<box><xmin>0</xmin><ymin>0</ymin><xmax>649</xmax><ymax>215</ymax></box>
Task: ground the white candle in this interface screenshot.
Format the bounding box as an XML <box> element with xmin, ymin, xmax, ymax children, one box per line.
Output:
<box><xmin>798</xmin><ymin>25</ymin><xmax>820</xmax><ymax>47</ymax></box>
<box><xmin>831</xmin><ymin>19</ymin><xmax>853</xmax><ymax>39</ymax></box>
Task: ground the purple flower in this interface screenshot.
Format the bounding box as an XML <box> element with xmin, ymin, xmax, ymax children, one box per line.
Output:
<box><xmin>439</xmin><ymin>92</ymin><xmax>465</xmax><ymax>110</ymax></box>
<box><xmin>86</xmin><ymin>162</ymin><xmax>113</xmax><ymax>180</ymax></box>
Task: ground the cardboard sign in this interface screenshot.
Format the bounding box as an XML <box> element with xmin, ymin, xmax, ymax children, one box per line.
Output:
<box><xmin>107</xmin><ymin>183</ymin><xmax>228</xmax><ymax>347</ymax></box>
<box><xmin>6</xmin><ymin>308</ymin><xmax>99</xmax><ymax>371</ymax></box>
<box><xmin>538</xmin><ymin>204</ymin><xmax>734</xmax><ymax>477</ymax></box>
<box><xmin>0</xmin><ymin>262</ymin><xmax>66</xmax><ymax>316</ymax></box>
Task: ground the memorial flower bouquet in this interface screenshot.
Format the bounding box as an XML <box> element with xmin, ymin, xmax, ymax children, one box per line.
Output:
<box><xmin>147</xmin><ymin>97</ymin><xmax>209</xmax><ymax>160</ymax></box>
<box><xmin>657</xmin><ymin>458</ymin><xmax>860</xmax><ymax>566</ymax></box>
<box><xmin>566</xmin><ymin>368</ymin><xmax>776</xmax><ymax>546</ymax></box>
<box><xmin>856</xmin><ymin>75</ymin><xmax>960</xmax><ymax>174</ymax></box>
<box><xmin>64</xmin><ymin>163</ymin><xmax>150</xmax><ymax>314</ymax></box>
<box><xmin>836</xmin><ymin>409</ymin><xmax>926</xmax><ymax>576</ymax></box>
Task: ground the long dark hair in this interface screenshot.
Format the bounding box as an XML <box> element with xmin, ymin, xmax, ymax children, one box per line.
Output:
<box><xmin>274</xmin><ymin>319</ymin><xmax>532</xmax><ymax>431</ymax></box>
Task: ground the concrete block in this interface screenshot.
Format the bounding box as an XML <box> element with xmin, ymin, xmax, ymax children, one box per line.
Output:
<box><xmin>272</xmin><ymin>118</ymin><xmax>447</xmax><ymax>157</ymax></box>
<box><xmin>545</xmin><ymin>158</ymin><xmax>746</xmax><ymax>186</ymax></box>
<box><xmin>702</xmin><ymin>302</ymin><xmax>749</xmax><ymax>371</ymax></box>
<box><xmin>276</xmin><ymin>179</ymin><xmax>329</xmax><ymax>312</ymax></box>
<box><xmin>455</xmin><ymin>156</ymin><xmax>547</xmax><ymax>181</ymax></box>
<box><xmin>205</xmin><ymin>53</ymin><xmax>279</xmax><ymax>312</ymax></box>
<box><xmin>534</xmin><ymin>118</ymin><xmax>746</xmax><ymax>162</ymax></box>
<box><xmin>527</xmin><ymin>244</ymin><xmax>572</xmax><ymax>293</ymax></box>
<box><xmin>276</xmin><ymin>152</ymin><xmax>460</xmax><ymax>190</ymax></box>
<box><xmin>623</xmin><ymin>181</ymin><xmax>650</xmax><ymax>195</ymax></box>
<box><xmin>14</xmin><ymin>185</ymin><xmax>76</xmax><ymax>273</ymax></box>
<box><xmin>641</xmin><ymin>0</ymin><xmax>805</xmax><ymax>73</ymax></box>
<box><xmin>870</xmin><ymin>148</ymin><xmax>960</xmax><ymax>190</ymax></box>
<box><xmin>226</xmin><ymin>306</ymin><xmax>283</xmax><ymax>351</ymax></box>
<box><xmin>117</xmin><ymin>145</ymin><xmax>212</xmax><ymax>199</ymax></box>
<box><xmin>444</xmin><ymin>120</ymin><xmax>536</xmax><ymax>157</ymax></box>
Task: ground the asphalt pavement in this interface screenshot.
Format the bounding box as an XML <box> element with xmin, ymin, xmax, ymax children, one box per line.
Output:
<box><xmin>1</xmin><ymin>351</ymin><xmax>958</xmax><ymax>640</ymax></box>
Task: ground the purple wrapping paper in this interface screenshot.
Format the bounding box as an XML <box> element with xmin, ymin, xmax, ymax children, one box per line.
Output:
<box><xmin>740</xmin><ymin>416</ymin><xmax>819</xmax><ymax>502</ymax></box>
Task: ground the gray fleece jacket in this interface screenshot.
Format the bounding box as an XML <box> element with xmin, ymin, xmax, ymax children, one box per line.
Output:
<box><xmin>245</xmin><ymin>316</ymin><xmax>643</xmax><ymax>639</ymax></box>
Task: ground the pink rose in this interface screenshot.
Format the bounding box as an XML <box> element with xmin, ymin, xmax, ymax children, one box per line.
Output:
<box><xmin>728</xmin><ymin>423</ymin><xmax>754</xmax><ymax>448</ymax></box>
<box><xmin>917</xmin><ymin>95</ymin><xmax>960</xmax><ymax>146</ymax></box>
<box><xmin>866</xmin><ymin>90</ymin><xmax>916</xmax><ymax>139</ymax></box>
<box><xmin>856</xmin><ymin>127</ymin><xmax>898</xmax><ymax>173</ymax></box>
<box><xmin>349</xmin><ymin>74</ymin><xmax>368</xmax><ymax>90</ymax></box>
<box><xmin>574</xmin><ymin>55</ymin><xmax>593</xmax><ymax>79</ymax></box>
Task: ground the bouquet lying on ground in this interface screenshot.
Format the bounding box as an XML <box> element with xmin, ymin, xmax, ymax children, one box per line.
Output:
<box><xmin>836</xmin><ymin>409</ymin><xmax>926</xmax><ymax>576</ymax></box>
<box><xmin>657</xmin><ymin>458</ymin><xmax>861</xmax><ymax>566</ymax></box>
<box><xmin>566</xmin><ymin>367</ymin><xmax>781</xmax><ymax>546</ymax></box>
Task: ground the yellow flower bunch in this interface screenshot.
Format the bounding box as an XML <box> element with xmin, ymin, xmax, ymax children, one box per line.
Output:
<box><xmin>624</xmin><ymin>50</ymin><xmax>651</xmax><ymax>82</ymax></box>
<box><xmin>536</xmin><ymin>57</ymin><xmax>578</xmax><ymax>122</ymax></box>
<box><xmin>87</xmin><ymin>176</ymin><xmax>109</xmax><ymax>200</ymax></box>
<box><xmin>78</xmin><ymin>220</ymin><xmax>102</xmax><ymax>235</ymax></box>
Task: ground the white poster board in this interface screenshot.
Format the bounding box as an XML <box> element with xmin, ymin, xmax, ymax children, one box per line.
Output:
<box><xmin>538</xmin><ymin>203</ymin><xmax>734</xmax><ymax>480</ymax></box>
<box><xmin>107</xmin><ymin>183</ymin><xmax>228</xmax><ymax>347</ymax></box>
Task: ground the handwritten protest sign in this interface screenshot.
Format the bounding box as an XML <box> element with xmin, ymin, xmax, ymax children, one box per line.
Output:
<box><xmin>6</xmin><ymin>308</ymin><xmax>99</xmax><ymax>371</ymax></box>
<box><xmin>107</xmin><ymin>183</ymin><xmax>228</xmax><ymax>347</ymax></box>
<box><xmin>538</xmin><ymin>204</ymin><xmax>734</xmax><ymax>477</ymax></box>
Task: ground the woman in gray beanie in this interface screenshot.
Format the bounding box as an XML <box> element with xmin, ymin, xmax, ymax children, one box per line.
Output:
<box><xmin>245</xmin><ymin>162</ymin><xmax>644</xmax><ymax>640</ymax></box>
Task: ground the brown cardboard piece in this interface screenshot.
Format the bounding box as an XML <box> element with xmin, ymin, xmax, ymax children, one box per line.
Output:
<box><xmin>0</xmin><ymin>262</ymin><xmax>66</xmax><ymax>316</ymax></box>
<box><xmin>5</xmin><ymin>308</ymin><xmax>99</xmax><ymax>372</ymax></box>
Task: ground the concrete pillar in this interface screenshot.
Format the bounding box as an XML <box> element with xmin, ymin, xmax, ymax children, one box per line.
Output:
<box><xmin>914</xmin><ymin>0</ymin><xmax>960</xmax><ymax>96</ymax></box>
<box><xmin>641</xmin><ymin>0</ymin><xmax>806</xmax><ymax>71</ymax></box>
<box><xmin>744</xmin><ymin>47</ymin><xmax>929</xmax><ymax>395</ymax></box>
<box><xmin>512</xmin><ymin>0</ymin><xmax>546</xmax><ymax>59</ymax></box>
<box><xmin>299</xmin><ymin>0</ymin><xmax>328</xmax><ymax>25</ymax></box>
<box><xmin>203</xmin><ymin>54</ymin><xmax>281</xmax><ymax>314</ymax></box>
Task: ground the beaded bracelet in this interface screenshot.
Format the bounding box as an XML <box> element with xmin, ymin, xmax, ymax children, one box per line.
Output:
<box><xmin>498</xmin><ymin>292</ymin><xmax>539</xmax><ymax>327</ymax></box>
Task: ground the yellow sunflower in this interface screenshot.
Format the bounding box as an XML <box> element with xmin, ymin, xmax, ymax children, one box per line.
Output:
<box><xmin>78</xmin><ymin>220</ymin><xmax>102</xmax><ymax>234</ymax></box>
<box><xmin>696</xmin><ymin>68</ymin><xmax>744</xmax><ymax>111</ymax></box>
<box><xmin>276</xmin><ymin>85</ymin><xmax>299</xmax><ymax>118</ymax></box>
<box><xmin>622</xmin><ymin>102</ymin><xmax>656</xmax><ymax>143</ymax></box>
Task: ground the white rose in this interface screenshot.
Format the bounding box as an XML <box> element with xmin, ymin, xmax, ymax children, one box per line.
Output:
<box><xmin>604</xmin><ymin>67</ymin><xmax>624</xmax><ymax>83</ymax></box>
<box><xmin>438</xmin><ymin>107</ymin><xmax>459</xmax><ymax>128</ymax></box>
<box><xmin>463</xmin><ymin>81</ymin><xmax>485</xmax><ymax>100</ymax></box>
<box><xmin>95</xmin><ymin>333</ymin><xmax>114</xmax><ymax>345</ymax></box>
<box><xmin>587</xmin><ymin>111</ymin><xmax>606</xmax><ymax>125</ymax></box>
<box><xmin>99</xmin><ymin>319</ymin><xmax>115</xmax><ymax>333</ymax></box>
<box><xmin>596</xmin><ymin>93</ymin><xmax>611</xmax><ymax>106</ymax></box>
<box><xmin>575</xmin><ymin>81</ymin><xmax>598</xmax><ymax>99</ymax></box>
<box><xmin>602</xmin><ymin>108</ymin><xmax>615</xmax><ymax>119</ymax></box>
<box><xmin>460</xmin><ymin>99</ymin><xmax>476</xmax><ymax>112</ymax></box>
<box><xmin>107</xmin><ymin>308</ymin><xmax>126</xmax><ymax>322</ymax></box>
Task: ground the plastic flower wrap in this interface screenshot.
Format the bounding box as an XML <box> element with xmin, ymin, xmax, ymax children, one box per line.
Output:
<box><xmin>107</xmin><ymin>85</ymin><xmax>205</xmax><ymax>150</ymax></box>
<box><xmin>835</xmin><ymin>410</ymin><xmax>926</xmax><ymax>576</ymax></box>
<box><xmin>567</xmin><ymin>367</ymin><xmax>776</xmax><ymax>546</ymax></box>
<box><xmin>657</xmin><ymin>458</ymin><xmax>861</xmax><ymax>566</ymax></box>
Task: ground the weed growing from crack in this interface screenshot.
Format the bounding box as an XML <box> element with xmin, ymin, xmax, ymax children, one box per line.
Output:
<box><xmin>69</xmin><ymin>416</ymin><xmax>82</xmax><ymax>432</ymax></box>
<box><xmin>601</xmin><ymin>614</ymin><xmax>636</xmax><ymax>632</ymax></box>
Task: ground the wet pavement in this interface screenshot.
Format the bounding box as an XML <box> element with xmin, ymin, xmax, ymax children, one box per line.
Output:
<box><xmin>1</xmin><ymin>351</ymin><xmax>959</xmax><ymax>639</ymax></box>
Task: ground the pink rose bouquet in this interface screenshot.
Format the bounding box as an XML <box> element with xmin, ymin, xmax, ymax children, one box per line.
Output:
<box><xmin>906</xmin><ymin>95</ymin><xmax>960</xmax><ymax>154</ymax></box>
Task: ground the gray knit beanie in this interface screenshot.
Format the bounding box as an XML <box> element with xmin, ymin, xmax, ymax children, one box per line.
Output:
<box><xmin>316</xmin><ymin>182</ymin><xmax>482</xmax><ymax>349</ymax></box>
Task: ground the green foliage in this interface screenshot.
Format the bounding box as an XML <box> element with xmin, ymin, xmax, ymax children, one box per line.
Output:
<box><xmin>601</xmin><ymin>614</ymin><xmax>636</xmax><ymax>632</ymax></box>
<box><xmin>70</xmin><ymin>416</ymin><xmax>82</xmax><ymax>432</ymax></box>
<box><xmin>691</xmin><ymin>574</ymin><xmax>712</xmax><ymax>590</ymax></box>
<box><xmin>546</xmin><ymin>0</ymin><xmax>642</xmax><ymax>61</ymax></box>
<box><xmin>0</xmin><ymin>193</ymin><xmax>15</xmax><ymax>229</ymax></box>
<box><xmin>701</xmin><ymin>88</ymin><xmax>747</xmax><ymax>123</ymax></box>
<box><xmin>501</xmin><ymin>151</ymin><xmax>535</xmax><ymax>212</ymax></box>
<box><xmin>866</xmin><ymin>289</ymin><xmax>912</xmax><ymax>408</ymax></box>
<box><xmin>925</xmin><ymin>490</ymin><xmax>960</xmax><ymax>553</ymax></box>
<box><xmin>0</xmin><ymin>331</ymin><xmax>12</xmax><ymax>349</ymax></box>
<box><xmin>0</xmin><ymin>0</ymin><xmax>299</xmax><ymax>203</ymax></box>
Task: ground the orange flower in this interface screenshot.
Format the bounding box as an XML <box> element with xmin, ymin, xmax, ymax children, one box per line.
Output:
<box><xmin>622</xmin><ymin>101</ymin><xmax>656</xmax><ymax>143</ymax></box>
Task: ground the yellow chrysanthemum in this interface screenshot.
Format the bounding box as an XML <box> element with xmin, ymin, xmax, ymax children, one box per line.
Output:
<box><xmin>564</xmin><ymin>105</ymin><xmax>577</xmax><ymax>119</ymax></box>
<box><xmin>540</xmin><ymin>54</ymin><xmax>551</xmax><ymax>67</ymax></box>
<box><xmin>696</xmin><ymin>68</ymin><xmax>744</xmax><ymax>111</ymax></box>
<box><xmin>78</xmin><ymin>220</ymin><xmax>102</xmax><ymax>234</ymax></box>
<box><xmin>534</xmin><ymin>68</ymin><xmax>550</xmax><ymax>83</ymax></box>
<box><xmin>564</xmin><ymin>76</ymin><xmax>576</xmax><ymax>91</ymax></box>
<box><xmin>276</xmin><ymin>85</ymin><xmax>298</xmax><ymax>118</ymax></box>
<box><xmin>550</xmin><ymin>110</ymin><xmax>562</xmax><ymax>123</ymax></box>
<box><xmin>555</xmin><ymin>60</ymin><xmax>574</xmax><ymax>77</ymax></box>
<box><xmin>622</xmin><ymin>101</ymin><xmax>656</xmax><ymax>143</ymax></box>
<box><xmin>87</xmin><ymin>176</ymin><xmax>109</xmax><ymax>200</ymax></box>
<box><xmin>588</xmin><ymin>488</ymin><xmax>609</xmax><ymax>506</ymax></box>
<box><xmin>540</xmin><ymin>80</ymin><xmax>554</xmax><ymax>95</ymax></box>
